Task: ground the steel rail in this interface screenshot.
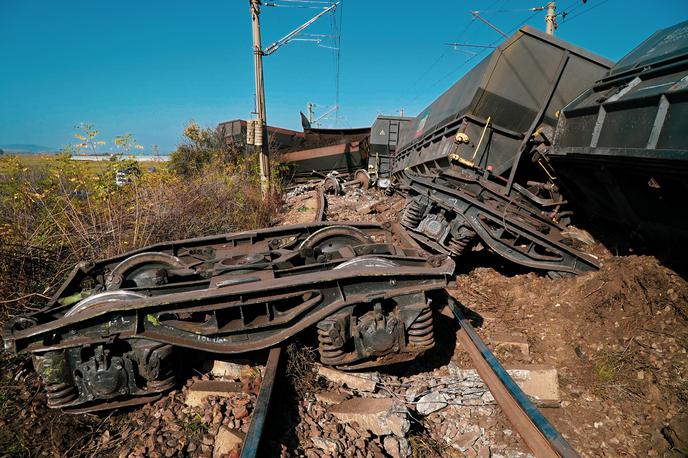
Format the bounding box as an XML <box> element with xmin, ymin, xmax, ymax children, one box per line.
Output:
<box><xmin>240</xmin><ymin>346</ymin><xmax>282</xmax><ymax>458</ymax></box>
<box><xmin>448</xmin><ymin>297</ymin><xmax>579</xmax><ymax>458</ymax></box>
<box><xmin>314</xmin><ymin>186</ymin><xmax>327</xmax><ymax>222</ymax></box>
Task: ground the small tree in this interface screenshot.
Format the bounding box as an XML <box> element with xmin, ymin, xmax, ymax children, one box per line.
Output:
<box><xmin>63</xmin><ymin>122</ymin><xmax>107</xmax><ymax>156</ymax></box>
<box><xmin>114</xmin><ymin>133</ymin><xmax>145</xmax><ymax>156</ymax></box>
<box><xmin>170</xmin><ymin>121</ymin><xmax>242</xmax><ymax>176</ymax></box>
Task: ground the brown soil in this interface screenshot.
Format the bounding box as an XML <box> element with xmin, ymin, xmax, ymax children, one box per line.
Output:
<box><xmin>451</xmin><ymin>254</ymin><xmax>688</xmax><ymax>457</ymax></box>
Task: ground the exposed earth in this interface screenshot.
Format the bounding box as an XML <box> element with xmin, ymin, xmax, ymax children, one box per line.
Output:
<box><xmin>0</xmin><ymin>184</ymin><xmax>686</xmax><ymax>457</ymax></box>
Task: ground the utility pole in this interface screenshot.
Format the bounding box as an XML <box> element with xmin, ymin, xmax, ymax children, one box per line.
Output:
<box><xmin>307</xmin><ymin>102</ymin><xmax>314</xmax><ymax>124</ymax></box>
<box><xmin>545</xmin><ymin>2</ymin><xmax>557</xmax><ymax>35</ymax></box>
<box><xmin>248</xmin><ymin>0</ymin><xmax>339</xmax><ymax>195</ymax></box>
<box><xmin>250</xmin><ymin>0</ymin><xmax>270</xmax><ymax>195</ymax></box>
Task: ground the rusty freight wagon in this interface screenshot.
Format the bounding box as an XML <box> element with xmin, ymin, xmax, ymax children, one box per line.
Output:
<box><xmin>218</xmin><ymin>115</ymin><xmax>370</xmax><ymax>181</ymax></box>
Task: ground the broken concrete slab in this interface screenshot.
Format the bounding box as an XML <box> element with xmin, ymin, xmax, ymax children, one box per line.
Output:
<box><xmin>444</xmin><ymin>364</ymin><xmax>560</xmax><ymax>406</ymax></box>
<box><xmin>416</xmin><ymin>391</ymin><xmax>450</xmax><ymax>415</ymax></box>
<box><xmin>211</xmin><ymin>360</ymin><xmax>253</xmax><ymax>380</ymax></box>
<box><xmin>329</xmin><ymin>397</ymin><xmax>410</xmax><ymax>437</ymax></box>
<box><xmin>451</xmin><ymin>425</ymin><xmax>482</xmax><ymax>452</ymax></box>
<box><xmin>317</xmin><ymin>366</ymin><xmax>379</xmax><ymax>392</ymax></box>
<box><xmin>505</xmin><ymin>365</ymin><xmax>560</xmax><ymax>406</ymax></box>
<box><xmin>184</xmin><ymin>380</ymin><xmax>243</xmax><ymax>408</ymax></box>
<box><xmin>213</xmin><ymin>427</ymin><xmax>245</xmax><ymax>458</ymax></box>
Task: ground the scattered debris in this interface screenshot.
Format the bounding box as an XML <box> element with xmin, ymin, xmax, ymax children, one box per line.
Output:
<box><xmin>329</xmin><ymin>397</ymin><xmax>411</xmax><ymax>437</ymax></box>
<box><xmin>317</xmin><ymin>366</ymin><xmax>379</xmax><ymax>393</ymax></box>
<box><xmin>185</xmin><ymin>380</ymin><xmax>244</xmax><ymax>408</ymax></box>
<box><xmin>210</xmin><ymin>360</ymin><xmax>256</xmax><ymax>380</ymax></box>
<box><xmin>213</xmin><ymin>427</ymin><xmax>245</xmax><ymax>458</ymax></box>
<box><xmin>415</xmin><ymin>391</ymin><xmax>450</xmax><ymax>415</ymax></box>
<box><xmin>506</xmin><ymin>366</ymin><xmax>561</xmax><ymax>406</ymax></box>
<box><xmin>315</xmin><ymin>390</ymin><xmax>349</xmax><ymax>405</ymax></box>
<box><xmin>383</xmin><ymin>435</ymin><xmax>412</xmax><ymax>458</ymax></box>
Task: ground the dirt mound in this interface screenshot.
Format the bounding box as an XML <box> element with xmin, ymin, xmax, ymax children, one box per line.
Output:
<box><xmin>453</xmin><ymin>254</ymin><xmax>688</xmax><ymax>457</ymax></box>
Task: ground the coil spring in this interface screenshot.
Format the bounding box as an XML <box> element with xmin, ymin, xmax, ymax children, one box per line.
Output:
<box><xmin>401</xmin><ymin>200</ymin><xmax>426</xmax><ymax>228</ymax></box>
<box><xmin>45</xmin><ymin>382</ymin><xmax>78</xmax><ymax>408</ymax></box>
<box><xmin>447</xmin><ymin>227</ymin><xmax>476</xmax><ymax>256</ymax></box>
<box><xmin>147</xmin><ymin>371</ymin><xmax>176</xmax><ymax>392</ymax></box>
<box><xmin>317</xmin><ymin>325</ymin><xmax>346</xmax><ymax>365</ymax></box>
<box><xmin>448</xmin><ymin>235</ymin><xmax>472</xmax><ymax>255</ymax></box>
<box><xmin>407</xmin><ymin>307</ymin><xmax>434</xmax><ymax>349</ymax></box>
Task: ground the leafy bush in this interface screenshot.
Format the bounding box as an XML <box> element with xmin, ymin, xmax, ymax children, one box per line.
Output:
<box><xmin>169</xmin><ymin>121</ymin><xmax>234</xmax><ymax>176</ymax></box>
<box><xmin>170</xmin><ymin>121</ymin><xmax>289</xmax><ymax>186</ymax></box>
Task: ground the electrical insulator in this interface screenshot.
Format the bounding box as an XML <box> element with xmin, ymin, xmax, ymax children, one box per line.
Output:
<box><xmin>246</xmin><ymin>119</ymin><xmax>255</xmax><ymax>145</ymax></box>
<box><xmin>254</xmin><ymin>119</ymin><xmax>263</xmax><ymax>147</ymax></box>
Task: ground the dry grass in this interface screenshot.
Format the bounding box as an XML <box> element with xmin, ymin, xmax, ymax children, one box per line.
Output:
<box><xmin>0</xmin><ymin>152</ymin><xmax>280</xmax><ymax>321</ymax></box>
<box><xmin>592</xmin><ymin>338</ymin><xmax>650</xmax><ymax>401</ymax></box>
<box><xmin>285</xmin><ymin>342</ymin><xmax>323</xmax><ymax>398</ymax></box>
<box><xmin>408</xmin><ymin>432</ymin><xmax>453</xmax><ymax>458</ymax></box>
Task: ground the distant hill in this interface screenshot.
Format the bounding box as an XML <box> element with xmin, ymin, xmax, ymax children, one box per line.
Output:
<box><xmin>0</xmin><ymin>144</ymin><xmax>59</xmax><ymax>154</ymax></box>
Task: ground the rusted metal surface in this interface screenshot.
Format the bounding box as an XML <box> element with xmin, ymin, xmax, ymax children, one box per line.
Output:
<box><xmin>391</xmin><ymin>27</ymin><xmax>611</xmax><ymax>275</ymax></box>
<box><xmin>282</xmin><ymin>141</ymin><xmax>367</xmax><ymax>180</ymax></box>
<box><xmin>188</xmin><ymin>380</ymin><xmax>244</xmax><ymax>394</ymax></box>
<box><xmin>353</xmin><ymin>169</ymin><xmax>371</xmax><ymax>189</ymax></box>
<box><xmin>217</xmin><ymin>119</ymin><xmax>305</xmax><ymax>152</ymax></box>
<box><xmin>449</xmin><ymin>297</ymin><xmax>579</xmax><ymax>458</ymax></box>
<box><xmin>240</xmin><ymin>346</ymin><xmax>282</xmax><ymax>458</ymax></box>
<box><xmin>401</xmin><ymin>172</ymin><xmax>599</xmax><ymax>275</ymax></box>
<box><xmin>2</xmin><ymin>222</ymin><xmax>453</xmax><ymax>412</ymax></box>
<box><xmin>314</xmin><ymin>186</ymin><xmax>327</xmax><ymax>222</ymax></box>
<box><xmin>217</xmin><ymin>116</ymin><xmax>371</xmax><ymax>181</ymax></box>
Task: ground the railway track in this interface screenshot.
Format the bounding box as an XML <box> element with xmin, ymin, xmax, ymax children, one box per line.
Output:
<box><xmin>448</xmin><ymin>297</ymin><xmax>579</xmax><ymax>458</ymax></box>
<box><xmin>240</xmin><ymin>346</ymin><xmax>282</xmax><ymax>458</ymax></box>
<box><xmin>234</xmin><ymin>295</ymin><xmax>581</xmax><ymax>458</ymax></box>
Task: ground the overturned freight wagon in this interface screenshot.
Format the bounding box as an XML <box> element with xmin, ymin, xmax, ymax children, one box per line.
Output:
<box><xmin>391</xmin><ymin>26</ymin><xmax>613</xmax><ymax>275</ymax></box>
<box><xmin>217</xmin><ymin>116</ymin><xmax>370</xmax><ymax>181</ymax></box>
<box><xmin>545</xmin><ymin>20</ymin><xmax>688</xmax><ymax>271</ymax></box>
<box><xmin>2</xmin><ymin>223</ymin><xmax>453</xmax><ymax>412</ymax></box>
<box><xmin>217</xmin><ymin>119</ymin><xmax>306</xmax><ymax>152</ymax></box>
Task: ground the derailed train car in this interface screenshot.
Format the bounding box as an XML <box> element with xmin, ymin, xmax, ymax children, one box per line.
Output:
<box><xmin>287</xmin><ymin>114</ymin><xmax>371</xmax><ymax>179</ymax></box>
<box><xmin>3</xmin><ymin>223</ymin><xmax>453</xmax><ymax>412</ymax></box>
<box><xmin>391</xmin><ymin>26</ymin><xmax>613</xmax><ymax>275</ymax></box>
<box><xmin>217</xmin><ymin>116</ymin><xmax>370</xmax><ymax>181</ymax></box>
<box><xmin>368</xmin><ymin>115</ymin><xmax>413</xmax><ymax>185</ymax></box>
<box><xmin>544</xmin><ymin>20</ymin><xmax>688</xmax><ymax>270</ymax></box>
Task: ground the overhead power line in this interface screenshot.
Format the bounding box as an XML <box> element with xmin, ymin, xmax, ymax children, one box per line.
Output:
<box><xmin>471</xmin><ymin>5</ymin><xmax>548</xmax><ymax>14</ymax></box>
<box><xmin>444</xmin><ymin>43</ymin><xmax>497</xmax><ymax>49</ymax></box>
<box><xmin>563</xmin><ymin>0</ymin><xmax>610</xmax><ymax>23</ymax></box>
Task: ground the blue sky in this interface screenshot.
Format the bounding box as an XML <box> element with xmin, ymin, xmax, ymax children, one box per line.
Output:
<box><xmin>1</xmin><ymin>0</ymin><xmax>686</xmax><ymax>153</ymax></box>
